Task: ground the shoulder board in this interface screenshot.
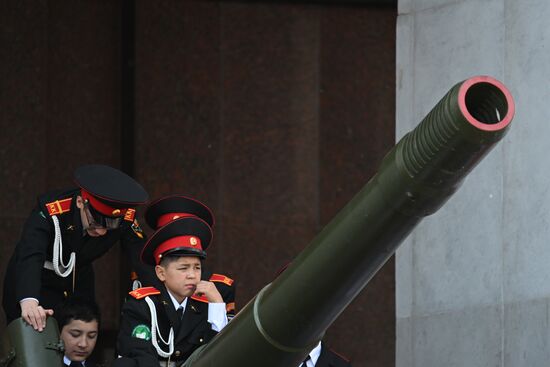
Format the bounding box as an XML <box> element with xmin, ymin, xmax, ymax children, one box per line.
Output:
<box><xmin>209</xmin><ymin>273</ymin><xmax>234</xmax><ymax>286</ymax></box>
<box><xmin>129</xmin><ymin>286</ymin><xmax>160</xmax><ymax>299</ymax></box>
<box><xmin>45</xmin><ymin>198</ymin><xmax>72</xmax><ymax>216</ymax></box>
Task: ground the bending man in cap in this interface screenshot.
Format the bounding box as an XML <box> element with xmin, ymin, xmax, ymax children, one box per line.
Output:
<box><xmin>113</xmin><ymin>216</ymin><xmax>227</xmax><ymax>366</ymax></box>
<box><xmin>2</xmin><ymin>164</ymin><xmax>149</xmax><ymax>332</ymax></box>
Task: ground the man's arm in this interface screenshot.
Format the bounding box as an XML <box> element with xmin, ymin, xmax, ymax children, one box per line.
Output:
<box><xmin>196</xmin><ymin>271</ymin><xmax>237</xmax><ymax>321</ymax></box>
<box><xmin>15</xmin><ymin>208</ymin><xmax>52</xmax><ymax>301</ymax></box>
<box><xmin>14</xmin><ymin>208</ymin><xmax>55</xmax><ymax>330</ymax></box>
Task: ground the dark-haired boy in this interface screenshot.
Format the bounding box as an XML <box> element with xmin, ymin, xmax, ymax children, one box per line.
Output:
<box><xmin>56</xmin><ymin>297</ymin><xmax>101</xmax><ymax>367</ymax></box>
<box><xmin>113</xmin><ymin>217</ymin><xmax>227</xmax><ymax>366</ymax></box>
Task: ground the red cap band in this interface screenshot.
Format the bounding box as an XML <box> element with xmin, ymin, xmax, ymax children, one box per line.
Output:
<box><xmin>153</xmin><ymin>235</ymin><xmax>203</xmax><ymax>265</ymax></box>
<box><xmin>81</xmin><ymin>189</ymin><xmax>127</xmax><ymax>217</ymax></box>
<box><xmin>157</xmin><ymin>212</ymin><xmax>196</xmax><ymax>228</ymax></box>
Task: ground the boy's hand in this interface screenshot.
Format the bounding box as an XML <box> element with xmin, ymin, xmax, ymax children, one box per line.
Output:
<box><xmin>20</xmin><ymin>299</ymin><xmax>54</xmax><ymax>332</ymax></box>
<box><xmin>194</xmin><ymin>281</ymin><xmax>223</xmax><ymax>303</ymax></box>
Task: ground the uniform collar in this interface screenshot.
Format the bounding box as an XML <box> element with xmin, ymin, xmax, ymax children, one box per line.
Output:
<box><xmin>63</xmin><ymin>355</ymin><xmax>86</xmax><ymax>366</ymax></box>
<box><xmin>166</xmin><ymin>289</ymin><xmax>188</xmax><ymax>311</ymax></box>
<box><xmin>308</xmin><ymin>341</ymin><xmax>322</xmax><ymax>365</ymax></box>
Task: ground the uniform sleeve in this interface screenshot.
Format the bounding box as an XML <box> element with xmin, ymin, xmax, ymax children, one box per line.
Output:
<box><xmin>227</xmin><ymin>280</ymin><xmax>236</xmax><ymax>319</ymax></box>
<box><xmin>207</xmin><ymin>303</ymin><xmax>228</xmax><ymax>332</ymax></box>
<box><xmin>116</xmin><ymin>298</ymin><xmax>160</xmax><ymax>366</ymax></box>
<box><xmin>14</xmin><ymin>208</ymin><xmax>53</xmax><ymax>302</ymax></box>
<box><xmin>216</xmin><ymin>280</ymin><xmax>237</xmax><ymax>320</ymax></box>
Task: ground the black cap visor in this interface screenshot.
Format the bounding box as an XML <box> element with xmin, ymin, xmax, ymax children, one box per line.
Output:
<box><xmin>74</xmin><ymin>164</ymin><xmax>148</xmax><ymax>205</ymax></box>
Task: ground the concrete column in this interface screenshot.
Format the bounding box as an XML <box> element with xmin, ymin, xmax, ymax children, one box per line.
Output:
<box><xmin>396</xmin><ymin>1</ymin><xmax>550</xmax><ymax>366</ymax></box>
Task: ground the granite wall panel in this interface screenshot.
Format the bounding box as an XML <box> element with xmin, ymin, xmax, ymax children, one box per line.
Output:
<box><xmin>45</xmin><ymin>0</ymin><xmax>123</xmax><ymax>188</ymax></box>
<box><xmin>134</xmin><ymin>1</ymin><xmax>221</xmax><ymax>202</ymax></box>
<box><xmin>320</xmin><ymin>6</ymin><xmax>396</xmax><ymax>367</ymax></box>
<box><xmin>1</xmin><ymin>0</ymin><xmax>49</xmax><ymax>218</ymax></box>
<box><xmin>0</xmin><ymin>0</ymin><xmax>123</xmax><ymax>333</ymax></box>
<box><xmin>1</xmin><ymin>1</ymin><xmax>396</xmax><ymax>365</ymax></box>
<box><xmin>0</xmin><ymin>218</ymin><xmax>26</xmax><ymax>320</ymax></box>
<box><xmin>219</xmin><ymin>2</ymin><xmax>320</xmax><ymax>305</ymax></box>
<box><xmin>133</xmin><ymin>0</ymin><xmax>224</xmax><ymax>275</ymax></box>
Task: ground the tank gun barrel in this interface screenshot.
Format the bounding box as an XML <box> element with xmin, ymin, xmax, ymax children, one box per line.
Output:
<box><xmin>184</xmin><ymin>76</ymin><xmax>515</xmax><ymax>367</ymax></box>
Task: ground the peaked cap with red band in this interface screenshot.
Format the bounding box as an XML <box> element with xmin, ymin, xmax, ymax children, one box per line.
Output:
<box><xmin>141</xmin><ymin>217</ymin><xmax>212</xmax><ymax>265</ymax></box>
<box><xmin>74</xmin><ymin>164</ymin><xmax>149</xmax><ymax>217</ymax></box>
<box><xmin>144</xmin><ymin>195</ymin><xmax>214</xmax><ymax>230</ymax></box>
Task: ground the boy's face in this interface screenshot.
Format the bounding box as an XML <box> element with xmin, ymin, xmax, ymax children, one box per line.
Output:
<box><xmin>156</xmin><ymin>256</ymin><xmax>201</xmax><ymax>302</ymax></box>
<box><xmin>60</xmin><ymin>318</ymin><xmax>99</xmax><ymax>362</ymax></box>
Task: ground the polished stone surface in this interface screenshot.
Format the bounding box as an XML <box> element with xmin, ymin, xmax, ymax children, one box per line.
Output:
<box><xmin>1</xmin><ymin>2</ymin><xmax>396</xmax><ymax>365</ymax></box>
<box><xmin>320</xmin><ymin>6</ymin><xmax>396</xmax><ymax>366</ymax></box>
<box><xmin>396</xmin><ymin>1</ymin><xmax>550</xmax><ymax>366</ymax></box>
<box><xmin>0</xmin><ymin>1</ymin><xmax>122</xmax><ymax>330</ymax></box>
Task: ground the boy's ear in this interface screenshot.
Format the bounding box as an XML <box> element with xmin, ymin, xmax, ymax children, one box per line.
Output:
<box><xmin>75</xmin><ymin>196</ymin><xmax>84</xmax><ymax>209</ymax></box>
<box><xmin>155</xmin><ymin>265</ymin><xmax>166</xmax><ymax>282</ymax></box>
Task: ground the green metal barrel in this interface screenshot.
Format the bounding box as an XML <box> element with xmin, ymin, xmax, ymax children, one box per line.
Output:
<box><xmin>0</xmin><ymin>318</ymin><xmax>64</xmax><ymax>367</ymax></box>
<box><xmin>184</xmin><ymin>75</ymin><xmax>515</xmax><ymax>367</ymax></box>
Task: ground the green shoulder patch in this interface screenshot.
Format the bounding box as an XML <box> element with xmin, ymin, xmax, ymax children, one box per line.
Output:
<box><xmin>132</xmin><ymin>324</ymin><xmax>151</xmax><ymax>340</ymax></box>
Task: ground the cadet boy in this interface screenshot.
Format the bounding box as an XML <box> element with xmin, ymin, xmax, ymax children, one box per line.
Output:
<box><xmin>143</xmin><ymin>195</ymin><xmax>236</xmax><ymax>320</ymax></box>
<box><xmin>113</xmin><ymin>216</ymin><xmax>227</xmax><ymax>366</ymax></box>
<box><xmin>56</xmin><ymin>297</ymin><xmax>101</xmax><ymax>367</ymax></box>
<box><xmin>2</xmin><ymin>164</ymin><xmax>148</xmax><ymax>331</ymax></box>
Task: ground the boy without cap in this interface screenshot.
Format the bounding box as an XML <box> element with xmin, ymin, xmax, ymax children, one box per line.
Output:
<box><xmin>56</xmin><ymin>297</ymin><xmax>101</xmax><ymax>367</ymax></box>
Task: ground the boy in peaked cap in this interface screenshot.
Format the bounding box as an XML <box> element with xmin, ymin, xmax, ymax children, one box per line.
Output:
<box><xmin>2</xmin><ymin>164</ymin><xmax>149</xmax><ymax>332</ymax></box>
<box><xmin>143</xmin><ymin>195</ymin><xmax>236</xmax><ymax>320</ymax></box>
<box><xmin>113</xmin><ymin>216</ymin><xmax>227</xmax><ymax>366</ymax></box>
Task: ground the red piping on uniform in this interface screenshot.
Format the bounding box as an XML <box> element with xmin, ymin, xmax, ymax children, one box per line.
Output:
<box><xmin>157</xmin><ymin>213</ymin><xmax>196</xmax><ymax>228</ymax></box>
